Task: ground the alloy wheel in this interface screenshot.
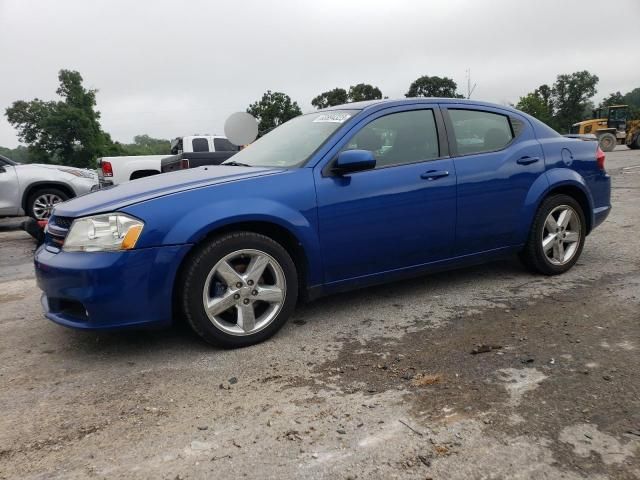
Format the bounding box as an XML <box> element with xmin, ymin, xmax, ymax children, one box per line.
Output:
<box><xmin>541</xmin><ymin>205</ymin><xmax>582</xmax><ymax>265</ymax></box>
<box><xmin>202</xmin><ymin>249</ymin><xmax>286</xmax><ymax>336</ymax></box>
<box><xmin>32</xmin><ymin>193</ymin><xmax>63</xmax><ymax>219</ymax></box>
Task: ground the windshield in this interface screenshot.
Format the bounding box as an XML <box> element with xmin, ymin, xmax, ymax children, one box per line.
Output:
<box><xmin>222</xmin><ymin>110</ymin><xmax>358</xmax><ymax>168</ymax></box>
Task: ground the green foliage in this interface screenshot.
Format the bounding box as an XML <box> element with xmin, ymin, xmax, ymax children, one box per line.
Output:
<box><xmin>516</xmin><ymin>85</ymin><xmax>554</xmax><ymax>127</ymax></box>
<box><xmin>311</xmin><ymin>84</ymin><xmax>383</xmax><ymax>109</ymax></box>
<box><xmin>600</xmin><ymin>88</ymin><xmax>640</xmax><ymax>119</ymax></box>
<box><xmin>247</xmin><ymin>90</ymin><xmax>302</xmax><ymax>136</ymax></box>
<box><xmin>552</xmin><ymin>71</ymin><xmax>599</xmax><ymax>132</ymax></box>
<box><xmin>516</xmin><ymin>71</ymin><xmax>599</xmax><ymax>132</ymax></box>
<box><xmin>311</xmin><ymin>88</ymin><xmax>349</xmax><ymax>109</ymax></box>
<box><xmin>118</xmin><ymin>135</ymin><xmax>171</xmax><ymax>156</ymax></box>
<box><xmin>5</xmin><ymin>70</ymin><xmax>116</xmax><ymax>168</ymax></box>
<box><xmin>405</xmin><ymin>75</ymin><xmax>464</xmax><ymax>98</ymax></box>
<box><xmin>601</xmin><ymin>91</ymin><xmax>625</xmax><ymax>107</ymax></box>
<box><xmin>347</xmin><ymin>83</ymin><xmax>382</xmax><ymax>102</ymax></box>
<box><xmin>0</xmin><ymin>145</ymin><xmax>32</xmax><ymax>163</ymax></box>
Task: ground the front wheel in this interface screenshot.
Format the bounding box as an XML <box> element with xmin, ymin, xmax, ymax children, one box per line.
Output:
<box><xmin>27</xmin><ymin>188</ymin><xmax>69</xmax><ymax>220</ymax></box>
<box><xmin>180</xmin><ymin>232</ymin><xmax>298</xmax><ymax>348</ymax></box>
<box><xmin>520</xmin><ymin>194</ymin><xmax>586</xmax><ymax>275</ymax></box>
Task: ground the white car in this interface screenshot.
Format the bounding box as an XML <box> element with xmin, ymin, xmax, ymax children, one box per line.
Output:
<box><xmin>0</xmin><ymin>155</ymin><xmax>98</xmax><ymax>220</ymax></box>
<box><xmin>97</xmin><ymin>135</ymin><xmax>232</xmax><ymax>187</ymax></box>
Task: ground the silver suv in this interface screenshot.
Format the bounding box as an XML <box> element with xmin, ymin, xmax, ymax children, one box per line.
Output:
<box><xmin>0</xmin><ymin>155</ymin><xmax>98</xmax><ymax>220</ymax></box>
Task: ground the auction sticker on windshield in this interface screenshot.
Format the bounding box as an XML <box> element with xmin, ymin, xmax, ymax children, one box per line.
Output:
<box><xmin>313</xmin><ymin>113</ymin><xmax>351</xmax><ymax>123</ymax></box>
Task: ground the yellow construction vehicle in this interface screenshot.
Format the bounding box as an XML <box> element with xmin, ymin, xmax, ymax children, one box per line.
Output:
<box><xmin>570</xmin><ymin>105</ymin><xmax>640</xmax><ymax>152</ymax></box>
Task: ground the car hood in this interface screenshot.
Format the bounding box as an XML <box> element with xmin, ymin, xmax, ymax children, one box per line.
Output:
<box><xmin>53</xmin><ymin>165</ymin><xmax>284</xmax><ymax>217</ymax></box>
<box><xmin>23</xmin><ymin>163</ymin><xmax>96</xmax><ymax>176</ymax></box>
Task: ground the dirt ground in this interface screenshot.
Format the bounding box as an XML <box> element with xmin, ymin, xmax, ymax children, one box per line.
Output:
<box><xmin>1</xmin><ymin>147</ymin><xmax>639</xmax><ymax>480</ymax></box>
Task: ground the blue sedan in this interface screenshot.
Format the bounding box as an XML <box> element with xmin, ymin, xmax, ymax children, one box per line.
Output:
<box><xmin>34</xmin><ymin>99</ymin><xmax>611</xmax><ymax>347</ymax></box>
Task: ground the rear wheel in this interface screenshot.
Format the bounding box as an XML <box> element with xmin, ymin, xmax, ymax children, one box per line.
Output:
<box><xmin>520</xmin><ymin>194</ymin><xmax>586</xmax><ymax>275</ymax></box>
<box><xmin>180</xmin><ymin>231</ymin><xmax>298</xmax><ymax>348</ymax></box>
<box><xmin>27</xmin><ymin>187</ymin><xmax>69</xmax><ymax>220</ymax></box>
<box><xmin>598</xmin><ymin>132</ymin><xmax>617</xmax><ymax>152</ymax></box>
<box><xmin>627</xmin><ymin>134</ymin><xmax>640</xmax><ymax>150</ymax></box>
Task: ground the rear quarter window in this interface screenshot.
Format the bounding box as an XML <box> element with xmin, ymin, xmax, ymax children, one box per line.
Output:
<box><xmin>449</xmin><ymin>109</ymin><xmax>517</xmax><ymax>155</ymax></box>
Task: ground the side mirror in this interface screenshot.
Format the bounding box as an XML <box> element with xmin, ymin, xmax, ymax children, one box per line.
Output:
<box><xmin>0</xmin><ymin>166</ymin><xmax>6</xmax><ymax>173</ymax></box>
<box><xmin>333</xmin><ymin>150</ymin><xmax>376</xmax><ymax>175</ymax></box>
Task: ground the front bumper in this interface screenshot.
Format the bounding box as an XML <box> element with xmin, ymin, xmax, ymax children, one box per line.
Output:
<box><xmin>34</xmin><ymin>244</ymin><xmax>191</xmax><ymax>330</ymax></box>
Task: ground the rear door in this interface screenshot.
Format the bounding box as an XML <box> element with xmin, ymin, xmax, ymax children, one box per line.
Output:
<box><xmin>441</xmin><ymin>105</ymin><xmax>545</xmax><ymax>255</ymax></box>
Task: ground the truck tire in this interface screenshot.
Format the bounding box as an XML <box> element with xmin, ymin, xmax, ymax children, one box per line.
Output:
<box><xmin>627</xmin><ymin>134</ymin><xmax>640</xmax><ymax>150</ymax></box>
<box><xmin>598</xmin><ymin>132</ymin><xmax>617</xmax><ymax>152</ymax></box>
<box><xmin>180</xmin><ymin>231</ymin><xmax>298</xmax><ymax>348</ymax></box>
<box><xmin>26</xmin><ymin>187</ymin><xmax>69</xmax><ymax>220</ymax></box>
<box><xmin>519</xmin><ymin>194</ymin><xmax>586</xmax><ymax>276</ymax></box>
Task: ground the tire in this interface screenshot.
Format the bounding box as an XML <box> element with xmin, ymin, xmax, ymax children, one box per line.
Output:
<box><xmin>26</xmin><ymin>187</ymin><xmax>69</xmax><ymax>220</ymax></box>
<box><xmin>520</xmin><ymin>194</ymin><xmax>586</xmax><ymax>276</ymax></box>
<box><xmin>627</xmin><ymin>134</ymin><xmax>640</xmax><ymax>150</ymax></box>
<box><xmin>180</xmin><ymin>231</ymin><xmax>298</xmax><ymax>348</ymax></box>
<box><xmin>598</xmin><ymin>132</ymin><xmax>617</xmax><ymax>152</ymax></box>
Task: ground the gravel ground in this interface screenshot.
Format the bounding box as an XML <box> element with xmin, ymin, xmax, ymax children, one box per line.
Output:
<box><xmin>0</xmin><ymin>147</ymin><xmax>639</xmax><ymax>479</ymax></box>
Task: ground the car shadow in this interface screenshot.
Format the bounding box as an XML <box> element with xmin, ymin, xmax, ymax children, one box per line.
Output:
<box><xmin>54</xmin><ymin>256</ymin><xmax>528</xmax><ymax>358</ymax></box>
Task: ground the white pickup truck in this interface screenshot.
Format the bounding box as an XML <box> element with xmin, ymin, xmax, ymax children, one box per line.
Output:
<box><xmin>97</xmin><ymin>135</ymin><xmax>232</xmax><ymax>187</ymax></box>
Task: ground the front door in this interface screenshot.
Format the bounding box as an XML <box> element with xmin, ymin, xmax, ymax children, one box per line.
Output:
<box><xmin>315</xmin><ymin>107</ymin><xmax>457</xmax><ymax>284</ymax></box>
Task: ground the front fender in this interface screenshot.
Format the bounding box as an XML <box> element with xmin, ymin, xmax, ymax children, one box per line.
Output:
<box><xmin>170</xmin><ymin>199</ymin><xmax>322</xmax><ymax>286</ymax></box>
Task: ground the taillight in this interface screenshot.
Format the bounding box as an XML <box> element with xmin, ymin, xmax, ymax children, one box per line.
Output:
<box><xmin>596</xmin><ymin>147</ymin><xmax>605</xmax><ymax>170</ymax></box>
<box><xmin>101</xmin><ymin>161</ymin><xmax>113</xmax><ymax>177</ymax></box>
<box><xmin>180</xmin><ymin>158</ymin><xmax>190</xmax><ymax>170</ymax></box>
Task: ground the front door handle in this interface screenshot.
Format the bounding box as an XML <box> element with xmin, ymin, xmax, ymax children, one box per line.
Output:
<box><xmin>517</xmin><ymin>156</ymin><xmax>540</xmax><ymax>165</ymax></box>
<box><xmin>421</xmin><ymin>170</ymin><xmax>449</xmax><ymax>180</ymax></box>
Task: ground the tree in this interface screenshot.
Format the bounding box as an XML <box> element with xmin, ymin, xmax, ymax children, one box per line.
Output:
<box><xmin>247</xmin><ymin>90</ymin><xmax>302</xmax><ymax>136</ymax></box>
<box><xmin>551</xmin><ymin>71</ymin><xmax>599</xmax><ymax>132</ymax></box>
<box><xmin>119</xmin><ymin>134</ymin><xmax>171</xmax><ymax>155</ymax></box>
<box><xmin>601</xmin><ymin>91</ymin><xmax>625</xmax><ymax>107</ymax></box>
<box><xmin>348</xmin><ymin>83</ymin><xmax>382</xmax><ymax>102</ymax></box>
<box><xmin>311</xmin><ymin>88</ymin><xmax>348</xmax><ymax>109</ymax></box>
<box><xmin>5</xmin><ymin>70</ymin><xmax>115</xmax><ymax>167</ymax></box>
<box><xmin>405</xmin><ymin>75</ymin><xmax>464</xmax><ymax>98</ymax></box>
<box><xmin>515</xmin><ymin>71</ymin><xmax>599</xmax><ymax>132</ymax></box>
<box><xmin>0</xmin><ymin>145</ymin><xmax>31</xmax><ymax>163</ymax></box>
<box><xmin>516</xmin><ymin>92</ymin><xmax>554</xmax><ymax>127</ymax></box>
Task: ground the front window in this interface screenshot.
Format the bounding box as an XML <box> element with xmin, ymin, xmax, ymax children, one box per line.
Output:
<box><xmin>222</xmin><ymin>110</ymin><xmax>357</xmax><ymax>168</ymax></box>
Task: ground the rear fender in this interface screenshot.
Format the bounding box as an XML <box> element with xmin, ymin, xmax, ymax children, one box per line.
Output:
<box><xmin>518</xmin><ymin>168</ymin><xmax>594</xmax><ymax>243</ymax></box>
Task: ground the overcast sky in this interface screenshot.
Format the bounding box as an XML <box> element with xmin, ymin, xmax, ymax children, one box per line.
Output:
<box><xmin>1</xmin><ymin>0</ymin><xmax>639</xmax><ymax>148</ymax></box>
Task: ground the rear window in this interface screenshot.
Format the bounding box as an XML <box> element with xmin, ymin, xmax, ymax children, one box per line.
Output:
<box><xmin>214</xmin><ymin>138</ymin><xmax>240</xmax><ymax>151</ymax></box>
<box><xmin>192</xmin><ymin>138</ymin><xmax>210</xmax><ymax>152</ymax></box>
<box><xmin>449</xmin><ymin>109</ymin><xmax>514</xmax><ymax>155</ymax></box>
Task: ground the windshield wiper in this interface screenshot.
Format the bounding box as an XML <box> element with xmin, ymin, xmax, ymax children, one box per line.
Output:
<box><xmin>222</xmin><ymin>161</ymin><xmax>252</xmax><ymax>167</ymax></box>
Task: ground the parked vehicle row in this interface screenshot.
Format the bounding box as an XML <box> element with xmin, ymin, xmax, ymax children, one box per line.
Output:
<box><xmin>0</xmin><ymin>155</ymin><xmax>97</xmax><ymax>220</ymax></box>
<box><xmin>97</xmin><ymin>135</ymin><xmax>237</xmax><ymax>187</ymax></box>
<box><xmin>34</xmin><ymin>98</ymin><xmax>611</xmax><ymax>349</ymax></box>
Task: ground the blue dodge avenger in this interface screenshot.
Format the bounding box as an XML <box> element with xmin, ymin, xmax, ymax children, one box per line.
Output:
<box><xmin>35</xmin><ymin>99</ymin><xmax>611</xmax><ymax>347</ymax></box>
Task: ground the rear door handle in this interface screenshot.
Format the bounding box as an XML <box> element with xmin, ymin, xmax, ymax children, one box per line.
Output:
<box><xmin>421</xmin><ymin>170</ymin><xmax>449</xmax><ymax>180</ymax></box>
<box><xmin>517</xmin><ymin>156</ymin><xmax>540</xmax><ymax>165</ymax></box>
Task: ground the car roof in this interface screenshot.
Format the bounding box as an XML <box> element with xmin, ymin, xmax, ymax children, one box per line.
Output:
<box><xmin>320</xmin><ymin>97</ymin><xmax>520</xmax><ymax>115</ymax></box>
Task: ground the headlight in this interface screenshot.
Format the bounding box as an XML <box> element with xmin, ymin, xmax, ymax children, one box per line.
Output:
<box><xmin>63</xmin><ymin>213</ymin><xmax>144</xmax><ymax>252</ymax></box>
